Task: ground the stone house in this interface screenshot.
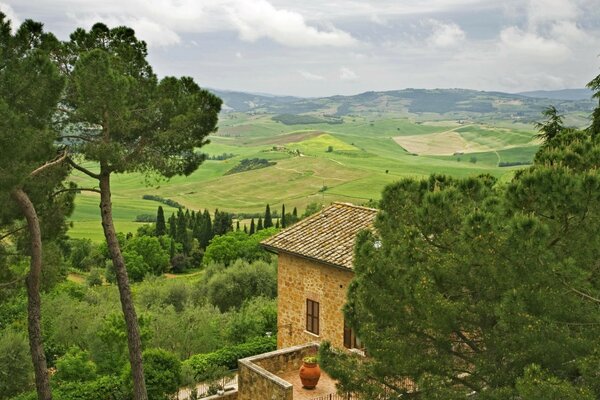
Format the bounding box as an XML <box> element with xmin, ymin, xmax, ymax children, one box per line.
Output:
<box><xmin>261</xmin><ymin>202</ymin><xmax>377</xmax><ymax>351</ymax></box>
<box><xmin>230</xmin><ymin>202</ymin><xmax>377</xmax><ymax>400</ymax></box>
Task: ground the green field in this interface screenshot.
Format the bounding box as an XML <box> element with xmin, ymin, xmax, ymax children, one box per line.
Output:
<box><xmin>69</xmin><ymin>115</ymin><xmax>539</xmax><ymax>241</ymax></box>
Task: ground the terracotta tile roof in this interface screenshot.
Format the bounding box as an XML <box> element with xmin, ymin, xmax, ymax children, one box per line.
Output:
<box><xmin>261</xmin><ymin>202</ymin><xmax>378</xmax><ymax>270</ymax></box>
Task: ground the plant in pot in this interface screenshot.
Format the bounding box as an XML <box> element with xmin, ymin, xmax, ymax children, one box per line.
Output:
<box><xmin>299</xmin><ymin>355</ymin><xmax>321</xmax><ymax>389</ymax></box>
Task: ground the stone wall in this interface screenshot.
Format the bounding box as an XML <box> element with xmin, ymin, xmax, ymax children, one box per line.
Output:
<box><xmin>277</xmin><ymin>252</ymin><xmax>354</xmax><ymax>349</ymax></box>
<box><xmin>237</xmin><ymin>343</ymin><xmax>318</xmax><ymax>400</ymax></box>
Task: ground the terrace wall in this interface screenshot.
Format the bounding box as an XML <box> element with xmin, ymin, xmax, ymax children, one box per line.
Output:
<box><xmin>237</xmin><ymin>343</ymin><xmax>318</xmax><ymax>400</ymax></box>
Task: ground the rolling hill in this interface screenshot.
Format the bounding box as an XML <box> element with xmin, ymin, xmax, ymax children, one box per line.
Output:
<box><xmin>67</xmin><ymin>88</ymin><xmax>596</xmax><ymax>240</ymax></box>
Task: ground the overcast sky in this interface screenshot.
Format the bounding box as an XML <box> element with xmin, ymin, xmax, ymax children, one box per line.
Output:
<box><xmin>2</xmin><ymin>0</ymin><xmax>599</xmax><ymax>97</ymax></box>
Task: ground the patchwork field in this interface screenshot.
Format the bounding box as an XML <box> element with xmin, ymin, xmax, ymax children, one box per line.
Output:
<box><xmin>68</xmin><ymin>114</ymin><xmax>542</xmax><ymax>241</ymax></box>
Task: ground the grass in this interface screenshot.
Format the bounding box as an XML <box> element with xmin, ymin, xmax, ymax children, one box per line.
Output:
<box><xmin>67</xmin><ymin>115</ymin><xmax>539</xmax><ymax>241</ymax></box>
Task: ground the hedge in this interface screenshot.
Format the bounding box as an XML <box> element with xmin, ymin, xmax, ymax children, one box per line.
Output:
<box><xmin>184</xmin><ymin>336</ymin><xmax>276</xmax><ymax>379</ymax></box>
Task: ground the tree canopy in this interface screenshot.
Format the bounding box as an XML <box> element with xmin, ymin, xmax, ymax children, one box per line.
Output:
<box><xmin>321</xmin><ymin>119</ymin><xmax>600</xmax><ymax>398</ymax></box>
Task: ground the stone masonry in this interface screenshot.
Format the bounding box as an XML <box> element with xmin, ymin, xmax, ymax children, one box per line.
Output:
<box><xmin>238</xmin><ymin>343</ymin><xmax>319</xmax><ymax>400</ymax></box>
<box><xmin>277</xmin><ymin>252</ymin><xmax>354</xmax><ymax>349</ymax></box>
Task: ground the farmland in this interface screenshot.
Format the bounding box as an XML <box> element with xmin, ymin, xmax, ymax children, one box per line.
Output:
<box><xmin>67</xmin><ymin>87</ymin><xmax>596</xmax><ymax>240</ymax></box>
<box><xmin>68</xmin><ymin>112</ymin><xmax>545</xmax><ymax>240</ymax></box>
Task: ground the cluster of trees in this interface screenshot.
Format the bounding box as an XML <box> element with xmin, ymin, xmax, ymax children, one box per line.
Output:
<box><xmin>2</xmin><ymin>256</ymin><xmax>277</xmax><ymax>400</ymax></box>
<box><xmin>321</xmin><ymin>74</ymin><xmax>600</xmax><ymax>398</ymax></box>
<box><xmin>0</xmin><ymin>15</ymin><xmax>222</xmax><ymax>400</ymax></box>
<box><xmin>204</xmin><ymin>152</ymin><xmax>235</xmax><ymax>161</ymax></box>
<box><xmin>224</xmin><ymin>158</ymin><xmax>276</xmax><ymax>175</ymax></box>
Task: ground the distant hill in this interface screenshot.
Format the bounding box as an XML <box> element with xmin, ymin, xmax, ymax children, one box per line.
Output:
<box><xmin>517</xmin><ymin>89</ymin><xmax>593</xmax><ymax>101</ymax></box>
<box><xmin>211</xmin><ymin>88</ymin><xmax>594</xmax><ymax>125</ymax></box>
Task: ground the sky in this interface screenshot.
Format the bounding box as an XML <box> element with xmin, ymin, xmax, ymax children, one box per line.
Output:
<box><xmin>2</xmin><ymin>0</ymin><xmax>599</xmax><ymax>97</ymax></box>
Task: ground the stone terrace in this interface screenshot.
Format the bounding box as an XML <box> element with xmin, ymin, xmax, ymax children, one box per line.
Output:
<box><xmin>238</xmin><ymin>343</ymin><xmax>341</xmax><ymax>400</ymax></box>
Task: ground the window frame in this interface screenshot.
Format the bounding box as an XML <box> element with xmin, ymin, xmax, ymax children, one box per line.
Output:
<box><xmin>306</xmin><ymin>299</ymin><xmax>320</xmax><ymax>335</ymax></box>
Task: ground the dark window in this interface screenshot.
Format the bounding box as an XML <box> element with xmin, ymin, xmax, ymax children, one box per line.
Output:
<box><xmin>306</xmin><ymin>299</ymin><xmax>319</xmax><ymax>335</ymax></box>
<box><xmin>344</xmin><ymin>323</ymin><xmax>364</xmax><ymax>349</ymax></box>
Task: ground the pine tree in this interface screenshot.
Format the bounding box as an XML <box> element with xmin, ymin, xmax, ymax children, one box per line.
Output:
<box><xmin>281</xmin><ymin>204</ymin><xmax>286</xmax><ymax>228</ymax></box>
<box><xmin>257</xmin><ymin>216</ymin><xmax>264</xmax><ymax>231</ymax></box>
<box><xmin>156</xmin><ymin>206</ymin><xmax>166</xmax><ymax>236</ymax></box>
<box><xmin>249</xmin><ymin>218</ymin><xmax>255</xmax><ymax>235</ymax></box>
<box><xmin>60</xmin><ymin>24</ymin><xmax>221</xmax><ymax>398</ymax></box>
<box><xmin>264</xmin><ymin>204</ymin><xmax>273</xmax><ymax>228</ymax></box>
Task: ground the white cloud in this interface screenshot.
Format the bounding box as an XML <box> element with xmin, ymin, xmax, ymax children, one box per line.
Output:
<box><xmin>71</xmin><ymin>14</ymin><xmax>181</xmax><ymax>47</ymax></box>
<box><xmin>226</xmin><ymin>0</ymin><xmax>357</xmax><ymax>47</ymax></box>
<box><xmin>339</xmin><ymin>67</ymin><xmax>358</xmax><ymax>81</ymax></box>
<box><xmin>235</xmin><ymin>51</ymin><xmax>243</xmax><ymax>59</ymax></box>
<box><xmin>299</xmin><ymin>70</ymin><xmax>325</xmax><ymax>81</ymax></box>
<box><xmin>499</xmin><ymin>26</ymin><xmax>570</xmax><ymax>61</ymax></box>
<box><xmin>0</xmin><ymin>2</ymin><xmax>20</xmax><ymax>30</ymax></box>
<box><xmin>425</xmin><ymin>19</ymin><xmax>466</xmax><ymax>48</ymax></box>
<box><xmin>58</xmin><ymin>0</ymin><xmax>356</xmax><ymax>48</ymax></box>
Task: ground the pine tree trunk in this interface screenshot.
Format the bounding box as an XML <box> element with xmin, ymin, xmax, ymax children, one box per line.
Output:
<box><xmin>11</xmin><ymin>188</ymin><xmax>52</xmax><ymax>400</ymax></box>
<box><xmin>98</xmin><ymin>172</ymin><xmax>148</xmax><ymax>400</ymax></box>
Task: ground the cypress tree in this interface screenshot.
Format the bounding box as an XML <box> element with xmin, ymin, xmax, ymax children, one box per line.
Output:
<box><xmin>293</xmin><ymin>207</ymin><xmax>298</xmax><ymax>218</ymax></box>
<box><xmin>257</xmin><ymin>216</ymin><xmax>264</xmax><ymax>231</ymax></box>
<box><xmin>176</xmin><ymin>208</ymin><xmax>187</xmax><ymax>245</ymax></box>
<box><xmin>236</xmin><ymin>220</ymin><xmax>240</xmax><ymax>231</ymax></box>
<box><xmin>264</xmin><ymin>204</ymin><xmax>273</xmax><ymax>228</ymax></box>
<box><xmin>243</xmin><ymin>224</ymin><xmax>248</xmax><ymax>234</ymax></box>
<box><xmin>156</xmin><ymin>206</ymin><xmax>166</xmax><ymax>236</ymax></box>
<box><xmin>275</xmin><ymin>219</ymin><xmax>280</xmax><ymax>228</ymax></box>
<box><xmin>169</xmin><ymin>213</ymin><xmax>177</xmax><ymax>238</ymax></box>
<box><xmin>250</xmin><ymin>218</ymin><xmax>255</xmax><ymax>235</ymax></box>
<box><xmin>169</xmin><ymin>239</ymin><xmax>175</xmax><ymax>259</ymax></box>
<box><xmin>199</xmin><ymin>209</ymin><xmax>212</xmax><ymax>250</ymax></box>
<box><xmin>281</xmin><ymin>204</ymin><xmax>286</xmax><ymax>228</ymax></box>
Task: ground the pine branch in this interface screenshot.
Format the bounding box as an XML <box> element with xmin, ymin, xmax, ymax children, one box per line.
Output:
<box><xmin>51</xmin><ymin>187</ymin><xmax>101</xmax><ymax>197</ymax></box>
<box><xmin>0</xmin><ymin>226</ymin><xmax>26</xmax><ymax>241</ymax></box>
<box><xmin>30</xmin><ymin>151</ymin><xmax>68</xmax><ymax>177</ymax></box>
<box><xmin>67</xmin><ymin>158</ymin><xmax>101</xmax><ymax>179</ymax></box>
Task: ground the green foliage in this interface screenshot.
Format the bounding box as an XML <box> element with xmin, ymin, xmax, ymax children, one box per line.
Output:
<box><xmin>203</xmin><ymin>228</ymin><xmax>277</xmax><ymax>266</ymax></box>
<box><xmin>225</xmin><ymin>297</ymin><xmax>277</xmax><ymax>344</ymax></box>
<box><xmin>0</xmin><ymin>329</ymin><xmax>33</xmax><ymax>399</ymax></box>
<box><xmin>515</xmin><ymin>364</ymin><xmax>595</xmax><ymax>400</ymax></box>
<box><xmin>53</xmin><ymin>375</ymin><xmax>125</xmax><ymax>400</ymax></box>
<box><xmin>224</xmin><ymin>158</ymin><xmax>276</xmax><ymax>175</ymax></box>
<box><xmin>86</xmin><ymin>268</ymin><xmax>104</xmax><ymax>287</ymax></box>
<box><xmin>271</xmin><ymin>114</ymin><xmax>342</xmax><ymax>125</ymax></box>
<box><xmin>264</xmin><ymin>204</ymin><xmax>273</xmax><ymax>228</ymax></box>
<box><xmin>142</xmin><ymin>195</ymin><xmax>184</xmax><ymax>210</ymax></box>
<box><xmin>54</xmin><ymin>347</ymin><xmax>97</xmax><ymax>383</ymax></box>
<box><xmin>183</xmin><ymin>336</ymin><xmax>276</xmax><ymax>380</ymax></box>
<box><xmin>201</xmin><ymin>259</ymin><xmax>277</xmax><ymax>312</ymax></box>
<box><xmin>302</xmin><ymin>202</ymin><xmax>322</xmax><ymax>218</ymax></box>
<box><xmin>323</xmin><ymin>131</ymin><xmax>600</xmax><ymax>398</ymax></box>
<box><xmin>155</xmin><ymin>206</ymin><xmax>166</xmax><ymax>236</ymax></box>
<box><xmin>123</xmin><ymin>349</ymin><xmax>181</xmax><ymax>400</ymax></box>
<box><xmin>124</xmin><ymin>235</ymin><xmax>169</xmax><ymax>276</ymax></box>
<box><xmin>535</xmin><ymin>105</ymin><xmax>565</xmax><ymax>143</ymax></box>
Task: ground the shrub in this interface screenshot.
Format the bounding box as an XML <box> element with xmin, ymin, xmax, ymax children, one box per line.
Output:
<box><xmin>203</xmin><ymin>228</ymin><xmax>277</xmax><ymax>266</ymax></box>
<box><xmin>54</xmin><ymin>347</ymin><xmax>97</xmax><ymax>383</ymax></box>
<box><xmin>123</xmin><ymin>349</ymin><xmax>181</xmax><ymax>400</ymax></box>
<box><xmin>183</xmin><ymin>336</ymin><xmax>276</xmax><ymax>380</ymax></box>
<box><xmin>202</xmin><ymin>259</ymin><xmax>277</xmax><ymax>312</ymax></box>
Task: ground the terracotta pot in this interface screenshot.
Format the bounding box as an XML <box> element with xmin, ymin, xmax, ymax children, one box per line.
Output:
<box><xmin>299</xmin><ymin>361</ymin><xmax>321</xmax><ymax>389</ymax></box>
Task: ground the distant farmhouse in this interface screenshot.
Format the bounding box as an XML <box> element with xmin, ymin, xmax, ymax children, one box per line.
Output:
<box><xmin>234</xmin><ymin>203</ymin><xmax>377</xmax><ymax>400</ymax></box>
